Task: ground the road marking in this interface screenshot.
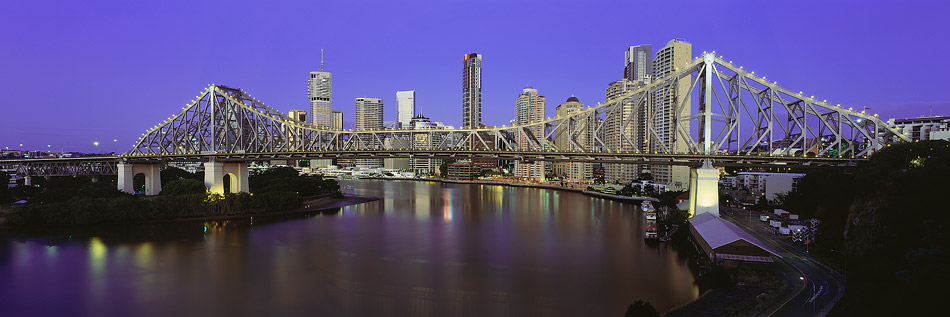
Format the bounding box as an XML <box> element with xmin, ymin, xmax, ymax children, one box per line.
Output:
<box><xmin>807</xmin><ymin>286</ymin><xmax>824</xmax><ymax>303</ymax></box>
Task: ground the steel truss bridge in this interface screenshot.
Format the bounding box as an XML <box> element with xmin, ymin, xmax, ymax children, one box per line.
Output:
<box><xmin>1</xmin><ymin>52</ymin><xmax>909</xmax><ymax>178</ymax></box>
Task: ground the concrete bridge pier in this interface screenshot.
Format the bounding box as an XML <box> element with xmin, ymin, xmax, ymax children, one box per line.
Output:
<box><xmin>688</xmin><ymin>159</ymin><xmax>720</xmax><ymax>218</ymax></box>
<box><xmin>24</xmin><ymin>176</ymin><xmax>32</xmax><ymax>186</ymax></box>
<box><xmin>117</xmin><ymin>162</ymin><xmax>162</xmax><ymax>195</ymax></box>
<box><xmin>204</xmin><ymin>161</ymin><xmax>249</xmax><ymax>194</ymax></box>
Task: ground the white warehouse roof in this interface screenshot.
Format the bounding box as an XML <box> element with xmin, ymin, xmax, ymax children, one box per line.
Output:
<box><xmin>689</xmin><ymin>213</ymin><xmax>782</xmax><ymax>258</ymax></box>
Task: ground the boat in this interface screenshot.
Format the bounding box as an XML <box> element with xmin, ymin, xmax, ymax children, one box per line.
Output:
<box><xmin>642</xmin><ymin>201</ymin><xmax>657</xmax><ymax>220</ymax></box>
<box><xmin>644</xmin><ymin>222</ymin><xmax>658</xmax><ymax>240</ymax></box>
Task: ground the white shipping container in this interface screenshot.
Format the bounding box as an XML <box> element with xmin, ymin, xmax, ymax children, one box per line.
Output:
<box><xmin>774</xmin><ymin>209</ymin><xmax>788</xmax><ymax>215</ymax></box>
<box><xmin>760</xmin><ymin>215</ymin><xmax>770</xmax><ymax>222</ymax></box>
<box><xmin>788</xmin><ymin>225</ymin><xmax>806</xmax><ymax>231</ymax></box>
<box><xmin>770</xmin><ymin>220</ymin><xmax>782</xmax><ymax>228</ymax></box>
<box><xmin>779</xmin><ymin>227</ymin><xmax>791</xmax><ymax>235</ymax></box>
<box><xmin>789</xmin><ymin>214</ymin><xmax>799</xmax><ymax>220</ymax></box>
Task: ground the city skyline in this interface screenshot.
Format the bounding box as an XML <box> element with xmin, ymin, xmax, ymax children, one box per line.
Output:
<box><xmin>2</xmin><ymin>1</ymin><xmax>949</xmax><ymax>152</ymax></box>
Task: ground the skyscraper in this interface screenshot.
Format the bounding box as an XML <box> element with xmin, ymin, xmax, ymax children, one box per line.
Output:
<box><xmin>331</xmin><ymin>110</ymin><xmax>343</xmax><ymax>130</ymax></box>
<box><xmin>396</xmin><ymin>90</ymin><xmax>416</xmax><ymax>128</ymax></box>
<box><xmin>554</xmin><ymin>96</ymin><xmax>592</xmax><ymax>180</ymax></box>
<box><xmin>462</xmin><ymin>53</ymin><xmax>482</xmax><ymax>128</ymax></box>
<box><xmin>330</xmin><ymin>110</ymin><xmax>349</xmax><ymax>167</ymax></box>
<box><xmin>604</xmin><ymin>79</ymin><xmax>644</xmax><ymax>184</ymax></box>
<box><xmin>355</xmin><ymin>98</ymin><xmax>384</xmax><ymax>168</ymax></box>
<box><xmin>287</xmin><ymin>110</ymin><xmax>307</xmax><ymax>155</ymax></box>
<box><xmin>624</xmin><ymin>44</ymin><xmax>653</xmax><ymax>83</ymax></box>
<box><xmin>308</xmin><ymin>54</ymin><xmax>332</xmax><ymax>127</ymax></box>
<box><xmin>514</xmin><ymin>87</ymin><xmax>545</xmax><ymax>180</ymax></box>
<box><xmin>650</xmin><ymin>38</ymin><xmax>692</xmax><ymax>190</ymax></box>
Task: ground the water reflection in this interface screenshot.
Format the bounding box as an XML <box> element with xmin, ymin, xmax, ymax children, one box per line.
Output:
<box><xmin>0</xmin><ymin>180</ymin><xmax>696</xmax><ymax>316</ymax></box>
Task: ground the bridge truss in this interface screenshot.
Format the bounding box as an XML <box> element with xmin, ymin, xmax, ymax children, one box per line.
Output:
<box><xmin>126</xmin><ymin>53</ymin><xmax>906</xmax><ymax>164</ymax></box>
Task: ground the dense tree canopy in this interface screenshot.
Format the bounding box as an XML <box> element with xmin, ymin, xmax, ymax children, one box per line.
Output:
<box><xmin>779</xmin><ymin>140</ymin><xmax>950</xmax><ymax>315</ymax></box>
<box><xmin>161</xmin><ymin>179</ymin><xmax>207</xmax><ymax>196</ymax></box>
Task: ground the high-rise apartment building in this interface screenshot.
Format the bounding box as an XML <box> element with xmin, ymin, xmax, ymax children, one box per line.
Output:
<box><xmin>553</xmin><ymin>96</ymin><xmax>592</xmax><ymax>180</ymax></box>
<box><xmin>604</xmin><ymin>79</ymin><xmax>644</xmax><ymax>184</ymax></box>
<box><xmin>288</xmin><ymin>110</ymin><xmax>307</xmax><ymax>123</ymax></box>
<box><xmin>409</xmin><ymin>114</ymin><xmax>444</xmax><ymax>175</ymax></box>
<box><xmin>462</xmin><ymin>53</ymin><xmax>482</xmax><ymax>128</ymax></box>
<box><xmin>308</xmin><ymin>67</ymin><xmax>332</xmax><ymax>127</ymax></box>
<box><xmin>650</xmin><ymin>38</ymin><xmax>692</xmax><ymax>190</ymax></box>
<box><xmin>355</xmin><ymin>98</ymin><xmax>384</xmax><ymax>168</ymax></box>
<box><xmin>624</xmin><ymin>44</ymin><xmax>653</xmax><ymax>83</ymax></box>
<box><xmin>514</xmin><ymin>87</ymin><xmax>545</xmax><ymax>180</ymax></box>
<box><xmin>396</xmin><ymin>90</ymin><xmax>416</xmax><ymax>128</ymax></box>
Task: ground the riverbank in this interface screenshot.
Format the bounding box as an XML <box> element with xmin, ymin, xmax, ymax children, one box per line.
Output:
<box><xmin>0</xmin><ymin>192</ymin><xmax>380</xmax><ymax>227</ymax></box>
<box><xmin>360</xmin><ymin>177</ymin><xmax>659</xmax><ymax>203</ymax></box>
<box><xmin>136</xmin><ymin>194</ymin><xmax>381</xmax><ymax>224</ymax></box>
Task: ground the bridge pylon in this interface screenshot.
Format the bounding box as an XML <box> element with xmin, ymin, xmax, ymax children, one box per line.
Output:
<box><xmin>204</xmin><ymin>161</ymin><xmax>248</xmax><ymax>194</ymax></box>
<box><xmin>688</xmin><ymin>159</ymin><xmax>719</xmax><ymax>218</ymax></box>
<box><xmin>117</xmin><ymin>162</ymin><xmax>162</xmax><ymax>195</ymax></box>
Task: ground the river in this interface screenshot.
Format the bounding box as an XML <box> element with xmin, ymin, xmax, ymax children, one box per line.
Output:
<box><xmin>0</xmin><ymin>179</ymin><xmax>698</xmax><ymax>316</ymax></box>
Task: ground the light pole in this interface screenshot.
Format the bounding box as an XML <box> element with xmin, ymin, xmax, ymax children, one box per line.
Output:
<box><xmin>113</xmin><ymin>139</ymin><xmax>118</xmax><ymax>154</ymax></box>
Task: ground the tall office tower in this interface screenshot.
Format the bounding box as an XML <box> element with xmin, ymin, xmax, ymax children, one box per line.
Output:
<box><xmin>554</xmin><ymin>96</ymin><xmax>592</xmax><ymax>181</ymax></box>
<box><xmin>624</xmin><ymin>44</ymin><xmax>653</xmax><ymax>83</ymax></box>
<box><xmin>308</xmin><ymin>54</ymin><xmax>332</xmax><ymax>127</ymax></box>
<box><xmin>355</xmin><ymin>98</ymin><xmax>384</xmax><ymax>168</ymax></box>
<box><xmin>396</xmin><ymin>90</ymin><xmax>416</xmax><ymax>128</ymax></box>
<box><xmin>650</xmin><ymin>38</ymin><xmax>692</xmax><ymax>190</ymax></box>
<box><xmin>514</xmin><ymin>87</ymin><xmax>546</xmax><ymax>180</ymax></box>
<box><xmin>604</xmin><ymin>79</ymin><xmax>643</xmax><ymax>184</ymax></box>
<box><xmin>462</xmin><ymin>53</ymin><xmax>482</xmax><ymax>128</ymax></box>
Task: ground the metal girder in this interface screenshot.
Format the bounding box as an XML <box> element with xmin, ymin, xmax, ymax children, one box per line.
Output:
<box><xmin>108</xmin><ymin>53</ymin><xmax>907</xmax><ymax>162</ymax></box>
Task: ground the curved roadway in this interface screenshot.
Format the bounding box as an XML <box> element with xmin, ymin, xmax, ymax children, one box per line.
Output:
<box><xmin>719</xmin><ymin>207</ymin><xmax>844</xmax><ymax>316</ymax></box>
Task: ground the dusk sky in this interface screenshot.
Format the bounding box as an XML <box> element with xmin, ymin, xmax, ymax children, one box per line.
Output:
<box><xmin>2</xmin><ymin>0</ymin><xmax>949</xmax><ymax>153</ymax></box>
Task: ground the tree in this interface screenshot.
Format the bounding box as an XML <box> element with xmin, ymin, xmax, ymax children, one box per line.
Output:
<box><xmin>637</xmin><ymin>172</ymin><xmax>654</xmax><ymax>181</ymax></box>
<box><xmin>0</xmin><ymin>171</ymin><xmax>9</xmax><ymax>203</ymax></box>
<box><xmin>439</xmin><ymin>160</ymin><xmax>454</xmax><ymax>177</ymax></box>
<box><xmin>76</xmin><ymin>182</ymin><xmax>129</xmax><ymax>198</ymax></box>
<box><xmin>643</xmin><ymin>184</ymin><xmax>656</xmax><ymax>197</ymax></box>
<box><xmin>620</xmin><ymin>184</ymin><xmax>635</xmax><ymax>196</ymax></box>
<box><xmin>161</xmin><ymin>166</ymin><xmax>201</xmax><ymax>186</ymax></box>
<box><xmin>624</xmin><ymin>300</ymin><xmax>659</xmax><ymax>317</ymax></box>
<box><xmin>160</xmin><ymin>179</ymin><xmax>207</xmax><ymax>196</ymax></box>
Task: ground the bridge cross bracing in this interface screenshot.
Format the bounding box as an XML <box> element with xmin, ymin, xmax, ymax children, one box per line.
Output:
<box><xmin>126</xmin><ymin>53</ymin><xmax>906</xmax><ymax>162</ymax></box>
<box><xmin>1</xmin><ymin>52</ymin><xmax>910</xmax><ymax>179</ymax></box>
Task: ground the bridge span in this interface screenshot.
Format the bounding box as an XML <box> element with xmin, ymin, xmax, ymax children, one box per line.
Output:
<box><xmin>2</xmin><ymin>52</ymin><xmax>907</xmax><ymax>197</ymax></box>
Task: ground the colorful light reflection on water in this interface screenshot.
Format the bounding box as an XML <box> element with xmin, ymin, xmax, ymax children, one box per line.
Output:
<box><xmin>0</xmin><ymin>179</ymin><xmax>697</xmax><ymax>316</ymax></box>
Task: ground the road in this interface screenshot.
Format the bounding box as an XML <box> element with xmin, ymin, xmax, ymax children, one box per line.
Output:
<box><xmin>719</xmin><ymin>207</ymin><xmax>844</xmax><ymax>316</ymax></box>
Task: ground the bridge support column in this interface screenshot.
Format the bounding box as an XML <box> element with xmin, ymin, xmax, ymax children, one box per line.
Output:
<box><xmin>24</xmin><ymin>176</ymin><xmax>32</xmax><ymax>186</ymax></box>
<box><xmin>688</xmin><ymin>159</ymin><xmax>719</xmax><ymax>218</ymax></box>
<box><xmin>204</xmin><ymin>161</ymin><xmax>249</xmax><ymax>194</ymax></box>
<box><xmin>117</xmin><ymin>162</ymin><xmax>162</xmax><ymax>195</ymax></box>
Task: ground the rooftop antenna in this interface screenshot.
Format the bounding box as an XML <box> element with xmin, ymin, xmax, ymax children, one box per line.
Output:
<box><xmin>320</xmin><ymin>49</ymin><xmax>325</xmax><ymax>71</ymax></box>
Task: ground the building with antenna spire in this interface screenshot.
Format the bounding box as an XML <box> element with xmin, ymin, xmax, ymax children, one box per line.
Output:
<box><xmin>309</xmin><ymin>49</ymin><xmax>332</xmax><ymax>128</ymax></box>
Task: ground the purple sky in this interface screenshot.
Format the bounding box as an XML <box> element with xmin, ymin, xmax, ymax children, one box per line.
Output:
<box><xmin>2</xmin><ymin>0</ymin><xmax>949</xmax><ymax>153</ymax></box>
